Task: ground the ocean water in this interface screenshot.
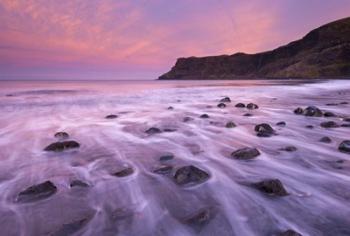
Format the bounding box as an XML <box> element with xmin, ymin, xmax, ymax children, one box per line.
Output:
<box><xmin>0</xmin><ymin>79</ymin><xmax>349</xmax><ymax>236</ymax></box>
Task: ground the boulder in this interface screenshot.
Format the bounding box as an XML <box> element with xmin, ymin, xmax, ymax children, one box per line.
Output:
<box><xmin>246</xmin><ymin>103</ymin><xmax>259</xmax><ymax>109</ymax></box>
<box><xmin>303</xmin><ymin>106</ymin><xmax>322</xmax><ymax>117</ymax></box>
<box><xmin>174</xmin><ymin>165</ymin><xmax>209</xmax><ymax>186</ymax></box>
<box><xmin>220</xmin><ymin>97</ymin><xmax>231</xmax><ymax>103</ymax></box>
<box><xmin>319</xmin><ymin>136</ymin><xmax>332</xmax><ymax>143</ymax></box>
<box><xmin>253</xmin><ymin>179</ymin><xmax>288</xmax><ymax>196</ymax></box>
<box><xmin>279</xmin><ymin>229</ymin><xmax>302</xmax><ymax>236</ymax></box>
<box><xmin>294</xmin><ymin>107</ymin><xmax>303</xmax><ymax>114</ymax></box>
<box><xmin>17</xmin><ymin>181</ymin><xmax>57</xmax><ymax>203</ymax></box>
<box><xmin>320</xmin><ymin>121</ymin><xmax>339</xmax><ymax>128</ymax></box>
<box><xmin>44</xmin><ymin>140</ymin><xmax>80</xmax><ymax>152</ymax></box>
<box><xmin>225</xmin><ymin>121</ymin><xmax>236</xmax><ymax>128</ymax></box>
<box><xmin>54</xmin><ymin>132</ymin><xmax>69</xmax><ymax>139</ymax></box>
<box><xmin>145</xmin><ymin>127</ymin><xmax>162</xmax><ymax>135</ymax></box>
<box><xmin>105</xmin><ymin>114</ymin><xmax>118</xmax><ymax>119</ymax></box>
<box><xmin>235</xmin><ymin>103</ymin><xmax>245</xmax><ymax>108</ymax></box>
<box><xmin>231</xmin><ymin>147</ymin><xmax>260</xmax><ymax>160</ymax></box>
<box><xmin>338</xmin><ymin>140</ymin><xmax>350</xmax><ymax>154</ymax></box>
<box><xmin>200</xmin><ymin>114</ymin><xmax>210</xmax><ymax>119</ymax></box>
<box><xmin>254</xmin><ymin>123</ymin><xmax>275</xmax><ymax>137</ymax></box>
<box><xmin>113</xmin><ymin>167</ymin><xmax>134</xmax><ymax>177</ymax></box>
<box><xmin>217</xmin><ymin>103</ymin><xmax>226</xmax><ymax>108</ymax></box>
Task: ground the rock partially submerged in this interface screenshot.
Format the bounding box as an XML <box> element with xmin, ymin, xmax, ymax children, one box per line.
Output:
<box><xmin>279</xmin><ymin>146</ymin><xmax>297</xmax><ymax>152</ymax></box>
<box><xmin>54</xmin><ymin>132</ymin><xmax>69</xmax><ymax>139</ymax></box>
<box><xmin>200</xmin><ymin>114</ymin><xmax>210</xmax><ymax>119</ymax></box>
<box><xmin>254</xmin><ymin>123</ymin><xmax>276</xmax><ymax>137</ymax></box>
<box><xmin>303</xmin><ymin>106</ymin><xmax>323</xmax><ymax>117</ymax></box>
<box><xmin>153</xmin><ymin>165</ymin><xmax>173</xmax><ymax>175</ymax></box>
<box><xmin>320</xmin><ymin>121</ymin><xmax>339</xmax><ymax>128</ymax></box>
<box><xmin>174</xmin><ymin>165</ymin><xmax>209</xmax><ymax>186</ymax></box>
<box><xmin>235</xmin><ymin>103</ymin><xmax>245</xmax><ymax>108</ymax></box>
<box><xmin>294</xmin><ymin>107</ymin><xmax>303</xmax><ymax>114</ymax></box>
<box><xmin>44</xmin><ymin>140</ymin><xmax>80</xmax><ymax>152</ymax></box>
<box><xmin>231</xmin><ymin>147</ymin><xmax>260</xmax><ymax>160</ymax></box>
<box><xmin>17</xmin><ymin>181</ymin><xmax>57</xmax><ymax>203</ymax></box>
<box><xmin>113</xmin><ymin>167</ymin><xmax>134</xmax><ymax>177</ymax></box>
<box><xmin>217</xmin><ymin>103</ymin><xmax>226</xmax><ymax>108</ymax></box>
<box><xmin>279</xmin><ymin>229</ymin><xmax>302</xmax><ymax>236</ymax></box>
<box><xmin>323</xmin><ymin>111</ymin><xmax>336</xmax><ymax>117</ymax></box>
<box><xmin>220</xmin><ymin>97</ymin><xmax>231</xmax><ymax>103</ymax></box>
<box><xmin>105</xmin><ymin>114</ymin><xmax>118</xmax><ymax>119</ymax></box>
<box><xmin>253</xmin><ymin>179</ymin><xmax>288</xmax><ymax>196</ymax></box>
<box><xmin>225</xmin><ymin>121</ymin><xmax>236</xmax><ymax>128</ymax></box>
<box><xmin>246</xmin><ymin>103</ymin><xmax>259</xmax><ymax>109</ymax></box>
<box><xmin>70</xmin><ymin>180</ymin><xmax>89</xmax><ymax>188</ymax></box>
<box><xmin>338</xmin><ymin>140</ymin><xmax>350</xmax><ymax>154</ymax></box>
<box><xmin>183</xmin><ymin>117</ymin><xmax>194</xmax><ymax>122</ymax></box>
<box><xmin>145</xmin><ymin>127</ymin><xmax>162</xmax><ymax>135</ymax></box>
<box><xmin>276</xmin><ymin>121</ymin><xmax>286</xmax><ymax>127</ymax></box>
<box><xmin>51</xmin><ymin>216</ymin><xmax>93</xmax><ymax>236</ymax></box>
<box><xmin>184</xmin><ymin>208</ymin><xmax>212</xmax><ymax>232</ymax></box>
<box><xmin>319</xmin><ymin>136</ymin><xmax>332</xmax><ymax>143</ymax></box>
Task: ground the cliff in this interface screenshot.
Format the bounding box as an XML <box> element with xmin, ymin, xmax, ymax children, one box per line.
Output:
<box><xmin>159</xmin><ymin>17</ymin><xmax>350</xmax><ymax>80</ymax></box>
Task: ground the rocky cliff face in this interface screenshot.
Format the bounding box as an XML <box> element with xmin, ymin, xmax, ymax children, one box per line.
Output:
<box><xmin>159</xmin><ymin>17</ymin><xmax>350</xmax><ymax>80</ymax></box>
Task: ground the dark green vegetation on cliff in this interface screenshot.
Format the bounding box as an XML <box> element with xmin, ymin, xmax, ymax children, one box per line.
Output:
<box><xmin>159</xmin><ymin>17</ymin><xmax>350</xmax><ymax>80</ymax></box>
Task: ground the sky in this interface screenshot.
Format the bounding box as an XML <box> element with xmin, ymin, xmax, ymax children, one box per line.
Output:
<box><xmin>0</xmin><ymin>0</ymin><xmax>350</xmax><ymax>80</ymax></box>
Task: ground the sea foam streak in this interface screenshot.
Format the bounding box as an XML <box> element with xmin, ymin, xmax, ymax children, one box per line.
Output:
<box><xmin>0</xmin><ymin>80</ymin><xmax>349</xmax><ymax>236</ymax></box>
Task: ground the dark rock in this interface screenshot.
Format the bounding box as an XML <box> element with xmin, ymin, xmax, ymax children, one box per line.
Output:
<box><xmin>305</xmin><ymin>125</ymin><xmax>314</xmax><ymax>129</ymax></box>
<box><xmin>184</xmin><ymin>208</ymin><xmax>212</xmax><ymax>232</ymax></box>
<box><xmin>246</xmin><ymin>103</ymin><xmax>259</xmax><ymax>109</ymax></box>
<box><xmin>279</xmin><ymin>146</ymin><xmax>297</xmax><ymax>152</ymax></box>
<box><xmin>17</xmin><ymin>181</ymin><xmax>57</xmax><ymax>203</ymax></box>
<box><xmin>235</xmin><ymin>103</ymin><xmax>245</xmax><ymax>108</ymax></box>
<box><xmin>225</xmin><ymin>121</ymin><xmax>236</xmax><ymax>128</ymax></box>
<box><xmin>163</xmin><ymin>128</ymin><xmax>177</xmax><ymax>132</ymax></box>
<box><xmin>70</xmin><ymin>180</ymin><xmax>89</xmax><ymax>188</ymax></box>
<box><xmin>342</xmin><ymin>117</ymin><xmax>350</xmax><ymax>122</ymax></box>
<box><xmin>253</xmin><ymin>179</ymin><xmax>288</xmax><ymax>196</ymax></box>
<box><xmin>217</xmin><ymin>103</ymin><xmax>226</xmax><ymax>108</ymax></box>
<box><xmin>319</xmin><ymin>136</ymin><xmax>332</xmax><ymax>143</ymax></box>
<box><xmin>105</xmin><ymin>114</ymin><xmax>118</xmax><ymax>119</ymax></box>
<box><xmin>113</xmin><ymin>167</ymin><xmax>134</xmax><ymax>177</ymax></box>
<box><xmin>54</xmin><ymin>132</ymin><xmax>69</xmax><ymax>139</ymax></box>
<box><xmin>276</xmin><ymin>121</ymin><xmax>286</xmax><ymax>127</ymax></box>
<box><xmin>153</xmin><ymin>165</ymin><xmax>173</xmax><ymax>175</ymax></box>
<box><xmin>303</xmin><ymin>106</ymin><xmax>323</xmax><ymax>117</ymax></box>
<box><xmin>200</xmin><ymin>114</ymin><xmax>210</xmax><ymax>119</ymax></box>
<box><xmin>243</xmin><ymin>113</ymin><xmax>253</xmax><ymax>117</ymax></box>
<box><xmin>326</xmin><ymin>103</ymin><xmax>338</xmax><ymax>106</ymax></box>
<box><xmin>254</xmin><ymin>123</ymin><xmax>275</xmax><ymax>137</ymax></box>
<box><xmin>44</xmin><ymin>140</ymin><xmax>80</xmax><ymax>152</ymax></box>
<box><xmin>159</xmin><ymin>154</ymin><xmax>174</xmax><ymax>161</ymax></box>
<box><xmin>183</xmin><ymin>117</ymin><xmax>194</xmax><ymax>122</ymax></box>
<box><xmin>145</xmin><ymin>127</ymin><xmax>162</xmax><ymax>135</ymax></box>
<box><xmin>340</xmin><ymin>101</ymin><xmax>349</xmax><ymax>105</ymax></box>
<box><xmin>51</xmin><ymin>216</ymin><xmax>93</xmax><ymax>236</ymax></box>
<box><xmin>339</xmin><ymin>140</ymin><xmax>350</xmax><ymax>154</ymax></box>
<box><xmin>220</xmin><ymin>97</ymin><xmax>231</xmax><ymax>103</ymax></box>
<box><xmin>5</xmin><ymin>94</ymin><xmax>14</xmax><ymax>97</ymax></box>
<box><xmin>167</xmin><ymin>106</ymin><xmax>174</xmax><ymax>110</ymax></box>
<box><xmin>320</xmin><ymin>121</ymin><xmax>339</xmax><ymax>128</ymax></box>
<box><xmin>294</xmin><ymin>107</ymin><xmax>303</xmax><ymax>114</ymax></box>
<box><xmin>279</xmin><ymin>229</ymin><xmax>302</xmax><ymax>236</ymax></box>
<box><xmin>174</xmin><ymin>165</ymin><xmax>209</xmax><ymax>186</ymax></box>
<box><xmin>231</xmin><ymin>147</ymin><xmax>260</xmax><ymax>160</ymax></box>
<box><xmin>341</xmin><ymin>123</ymin><xmax>350</xmax><ymax>127</ymax></box>
<box><xmin>323</xmin><ymin>111</ymin><xmax>336</xmax><ymax>117</ymax></box>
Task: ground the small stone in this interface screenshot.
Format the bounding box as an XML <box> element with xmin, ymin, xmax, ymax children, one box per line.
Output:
<box><xmin>70</xmin><ymin>180</ymin><xmax>89</xmax><ymax>188</ymax></box>
<box><xmin>167</xmin><ymin>106</ymin><xmax>174</xmax><ymax>110</ymax></box>
<box><xmin>231</xmin><ymin>147</ymin><xmax>260</xmax><ymax>160</ymax></box>
<box><xmin>338</xmin><ymin>140</ymin><xmax>350</xmax><ymax>154</ymax></box>
<box><xmin>246</xmin><ymin>103</ymin><xmax>258</xmax><ymax>109</ymax></box>
<box><xmin>326</xmin><ymin>103</ymin><xmax>338</xmax><ymax>106</ymax></box>
<box><xmin>200</xmin><ymin>114</ymin><xmax>210</xmax><ymax>119</ymax></box>
<box><xmin>342</xmin><ymin>117</ymin><xmax>350</xmax><ymax>122</ymax></box>
<box><xmin>163</xmin><ymin>128</ymin><xmax>177</xmax><ymax>132</ymax></box>
<box><xmin>159</xmin><ymin>154</ymin><xmax>174</xmax><ymax>161</ymax></box>
<box><xmin>145</xmin><ymin>127</ymin><xmax>162</xmax><ymax>135</ymax></box>
<box><xmin>225</xmin><ymin>121</ymin><xmax>236</xmax><ymax>128</ymax></box>
<box><xmin>254</xmin><ymin>123</ymin><xmax>275</xmax><ymax>137</ymax></box>
<box><xmin>276</xmin><ymin>121</ymin><xmax>286</xmax><ymax>127</ymax></box>
<box><xmin>319</xmin><ymin>136</ymin><xmax>332</xmax><ymax>143</ymax></box>
<box><xmin>174</xmin><ymin>165</ymin><xmax>209</xmax><ymax>186</ymax></box>
<box><xmin>113</xmin><ymin>167</ymin><xmax>134</xmax><ymax>177</ymax></box>
<box><xmin>153</xmin><ymin>165</ymin><xmax>173</xmax><ymax>175</ymax></box>
<box><xmin>323</xmin><ymin>111</ymin><xmax>336</xmax><ymax>117</ymax></box>
<box><xmin>183</xmin><ymin>117</ymin><xmax>194</xmax><ymax>122</ymax></box>
<box><xmin>235</xmin><ymin>103</ymin><xmax>245</xmax><ymax>108</ymax></box>
<box><xmin>243</xmin><ymin>113</ymin><xmax>253</xmax><ymax>117</ymax></box>
<box><xmin>303</xmin><ymin>106</ymin><xmax>322</xmax><ymax>117</ymax></box>
<box><xmin>44</xmin><ymin>140</ymin><xmax>80</xmax><ymax>152</ymax></box>
<box><xmin>253</xmin><ymin>179</ymin><xmax>288</xmax><ymax>196</ymax></box>
<box><xmin>217</xmin><ymin>103</ymin><xmax>226</xmax><ymax>108</ymax></box>
<box><xmin>340</xmin><ymin>101</ymin><xmax>348</xmax><ymax>105</ymax></box>
<box><xmin>54</xmin><ymin>132</ymin><xmax>69</xmax><ymax>139</ymax></box>
<box><xmin>341</xmin><ymin>123</ymin><xmax>350</xmax><ymax>127</ymax></box>
<box><xmin>279</xmin><ymin>229</ymin><xmax>302</xmax><ymax>236</ymax></box>
<box><xmin>105</xmin><ymin>114</ymin><xmax>118</xmax><ymax>119</ymax></box>
<box><xmin>320</xmin><ymin>121</ymin><xmax>339</xmax><ymax>128</ymax></box>
<box><xmin>305</xmin><ymin>125</ymin><xmax>314</xmax><ymax>129</ymax></box>
<box><xmin>294</xmin><ymin>107</ymin><xmax>303</xmax><ymax>114</ymax></box>
<box><xmin>220</xmin><ymin>97</ymin><xmax>231</xmax><ymax>103</ymax></box>
<box><xmin>280</xmin><ymin>146</ymin><xmax>297</xmax><ymax>152</ymax></box>
<box><xmin>17</xmin><ymin>181</ymin><xmax>57</xmax><ymax>203</ymax></box>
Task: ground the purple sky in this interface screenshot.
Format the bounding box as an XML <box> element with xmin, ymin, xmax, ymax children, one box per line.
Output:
<box><xmin>0</xmin><ymin>0</ymin><xmax>349</xmax><ymax>80</ymax></box>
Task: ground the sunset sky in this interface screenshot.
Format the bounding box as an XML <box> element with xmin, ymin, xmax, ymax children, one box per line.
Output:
<box><xmin>1</xmin><ymin>0</ymin><xmax>350</xmax><ymax>80</ymax></box>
